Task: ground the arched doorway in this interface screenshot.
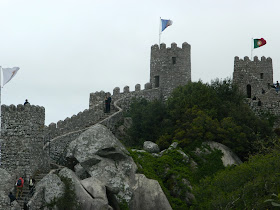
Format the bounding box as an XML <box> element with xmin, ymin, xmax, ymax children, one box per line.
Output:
<box><xmin>247</xmin><ymin>84</ymin><xmax>251</xmax><ymax>98</ymax></box>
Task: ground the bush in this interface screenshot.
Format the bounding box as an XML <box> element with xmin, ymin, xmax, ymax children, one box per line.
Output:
<box><xmin>192</xmin><ymin>150</ymin><xmax>280</xmax><ymax>209</ymax></box>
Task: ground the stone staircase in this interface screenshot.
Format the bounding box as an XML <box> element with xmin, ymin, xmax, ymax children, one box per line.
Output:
<box><xmin>17</xmin><ymin>172</ymin><xmax>48</xmax><ymax>209</ymax></box>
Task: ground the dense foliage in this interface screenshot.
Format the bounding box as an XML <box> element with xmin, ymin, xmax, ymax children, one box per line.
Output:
<box><xmin>129</xmin><ymin>146</ymin><xmax>224</xmax><ymax>210</ymax></box>
<box><xmin>192</xmin><ymin>150</ymin><xmax>280</xmax><ymax>209</ymax></box>
<box><xmin>127</xmin><ymin>79</ymin><xmax>276</xmax><ymax>160</ymax></box>
<box><xmin>125</xmin><ymin>79</ymin><xmax>280</xmax><ymax>209</ymax></box>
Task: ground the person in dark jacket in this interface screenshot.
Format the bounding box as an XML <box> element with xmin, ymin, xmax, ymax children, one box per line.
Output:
<box><xmin>24</xmin><ymin>99</ymin><xmax>30</xmax><ymax>105</ymax></box>
<box><xmin>8</xmin><ymin>192</ymin><xmax>16</xmax><ymax>205</ymax></box>
<box><xmin>107</xmin><ymin>94</ymin><xmax>112</xmax><ymax>113</ymax></box>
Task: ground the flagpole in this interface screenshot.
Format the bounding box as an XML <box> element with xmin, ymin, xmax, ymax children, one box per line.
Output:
<box><xmin>251</xmin><ymin>38</ymin><xmax>253</xmax><ymax>60</ymax></box>
<box><xmin>0</xmin><ymin>66</ymin><xmax>2</xmax><ymax>136</ymax></box>
<box><xmin>0</xmin><ymin>66</ymin><xmax>2</xmax><ymax>166</ymax></box>
<box><xmin>159</xmin><ymin>17</ymin><xmax>161</xmax><ymax>46</ymax></box>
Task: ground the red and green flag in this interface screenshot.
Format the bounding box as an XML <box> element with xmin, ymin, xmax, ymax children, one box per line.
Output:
<box><xmin>254</xmin><ymin>38</ymin><xmax>266</xmax><ymax>48</ymax></box>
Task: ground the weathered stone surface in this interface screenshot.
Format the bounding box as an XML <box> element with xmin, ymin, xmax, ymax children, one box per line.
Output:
<box><xmin>143</xmin><ymin>141</ymin><xmax>160</xmax><ymax>153</ymax></box>
<box><xmin>10</xmin><ymin>200</ymin><xmax>21</xmax><ymax>210</ymax></box>
<box><xmin>59</xmin><ymin>167</ymin><xmax>112</xmax><ymax>210</ymax></box>
<box><xmin>0</xmin><ymin>168</ymin><xmax>16</xmax><ymax>210</ymax></box>
<box><xmin>66</xmin><ymin>124</ymin><xmax>137</xmax><ymax>203</ymax></box>
<box><xmin>204</xmin><ymin>141</ymin><xmax>242</xmax><ymax>166</ymax></box>
<box><xmin>74</xmin><ymin>163</ymin><xmax>91</xmax><ymax>180</ymax></box>
<box><xmin>0</xmin><ymin>104</ymin><xmax>49</xmax><ymax>179</ymax></box>
<box><xmin>0</xmin><ymin>168</ymin><xmax>13</xmax><ymax>193</ymax></box>
<box><xmin>81</xmin><ymin>177</ymin><xmax>108</xmax><ymax>202</ymax></box>
<box><xmin>28</xmin><ymin>173</ymin><xmax>64</xmax><ymax>209</ymax></box>
<box><xmin>130</xmin><ymin>174</ymin><xmax>172</xmax><ymax>210</ymax></box>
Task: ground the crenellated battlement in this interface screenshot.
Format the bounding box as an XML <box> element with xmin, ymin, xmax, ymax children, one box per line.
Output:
<box><xmin>234</xmin><ymin>56</ymin><xmax>272</xmax><ymax>71</ymax></box>
<box><xmin>1</xmin><ymin>104</ymin><xmax>45</xmax><ymax>113</ymax></box>
<box><xmin>89</xmin><ymin>82</ymin><xmax>155</xmax><ymax>110</ymax></box>
<box><xmin>151</xmin><ymin>42</ymin><xmax>191</xmax><ymax>53</ymax></box>
<box><xmin>45</xmin><ymin>108</ymin><xmax>104</xmax><ymax>141</ymax></box>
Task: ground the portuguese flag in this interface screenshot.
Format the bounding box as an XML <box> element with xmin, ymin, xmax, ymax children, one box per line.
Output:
<box><xmin>254</xmin><ymin>38</ymin><xmax>266</xmax><ymax>48</ymax></box>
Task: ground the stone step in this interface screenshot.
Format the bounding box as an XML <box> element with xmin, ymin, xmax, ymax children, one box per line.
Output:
<box><xmin>17</xmin><ymin>173</ymin><xmax>48</xmax><ymax>208</ymax></box>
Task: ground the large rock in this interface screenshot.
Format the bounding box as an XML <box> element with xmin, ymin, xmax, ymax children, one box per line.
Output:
<box><xmin>28</xmin><ymin>172</ymin><xmax>65</xmax><ymax>210</ymax></box>
<box><xmin>66</xmin><ymin>124</ymin><xmax>137</xmax><ymax>203</ymax></box>
<box><xmin>59</xmin><ymin>167</ymin><xmax>112</xmax><ymax>210</ymax></box>
<box><xmin>130</xmin><ymin>174</ymin><xmax>172</xmax><ymax>210</ymax></box>
<box><xmin>204</xmin><ymin>141</ymin><xmax>242</xmax><ymax>166</ymax></box>
<box><xmin>0</xmin><ymin>168</ymin><xmax>17</xmax><ymax>210</ymax></box>
<box><xmin>143</xmin><ymin>141</ymin><xmax>160</xmax><ymax>153</ymax></box>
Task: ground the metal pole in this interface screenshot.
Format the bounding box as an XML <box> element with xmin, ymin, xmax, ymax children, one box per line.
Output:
<box><xmin>251</xmin><ymin>38</ymin><xmax>253</xmax><ymax>60</ymax></box>
<box><xmin>159</xmin><ymin>17</ymin><xmax>161</xmax><ymax>46</ymax></box>
<box><xmin>0</xmin><ymin>66</ymin><xmax>2</xmax><ymax>166</ymax></box>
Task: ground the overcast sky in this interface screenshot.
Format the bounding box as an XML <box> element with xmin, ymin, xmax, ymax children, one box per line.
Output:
<box><xmin>0</xmin><ymin>0</ymin><xmax>279</xmax><ymax>125</ymax></box>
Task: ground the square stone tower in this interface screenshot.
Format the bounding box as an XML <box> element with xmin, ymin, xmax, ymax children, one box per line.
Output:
<box><xmin>233</xmin><ymin>56</ymin><xmax>273</xmax><ymax>98</ymax></box>
<box><xmin>150</xmin><ymin>42</ymin><xmax>191</xmax><ymax>98</ymax></box>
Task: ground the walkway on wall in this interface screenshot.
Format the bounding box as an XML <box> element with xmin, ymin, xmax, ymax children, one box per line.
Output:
<box><xmin>17</xmin><ymin>172</ymin><xmax>48</xmax><ymax>209</ymax></box>
<box><xmin>43</xmin><ymin>96</ymin><xmax>125</xmax><ymax>163</ymax></box>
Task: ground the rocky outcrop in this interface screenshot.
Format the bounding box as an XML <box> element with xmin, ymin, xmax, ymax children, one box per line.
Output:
<box><xmin>66</xmin><ymin>124</ymin><xmax>138</xmax><ymax>203</ymax></box>
<box><xmin>143</xmin><ymin>141</ymin><xmax>160</xmax><ymax>153</ymax></box>
<box><xmin>26</xmin><ymin>124</ymin><xmax>172</xmax><ymax>209</ymax></box>
<box><xmin>204</xmin><ymin>141</ymin><xmax>242</xmax><ymax>166</ymax></box>
<box><xmin>59</xmin><ymin>168</ymin><xmax>112</xmax><ymax>210</ymax></box>
<box><xmin>28</xmin><ymin>173</ymin><xmax>65</xmax><ymax>209</ymax></box>
<box><xmin>130</xmin><ymin>174</ymin><xmax>172</xmax><ymax>210</ymax></box>
<box><xmin>0</xmin><ymin>168</ymin><xmax>17</xmax><ymax>210</ymax></box>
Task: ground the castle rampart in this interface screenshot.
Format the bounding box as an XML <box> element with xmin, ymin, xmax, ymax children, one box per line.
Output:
<box><xmin>0</xmin><ymin>104</ymin><xmax>49</xmax><ymax>178</ymax></box>
<box><xmin>44</xmin><ymin>42</ymin><xmax>192</xmax><ymax>164</ymax></box>
<box><xmin>89</xmin><ymin>82</ymin><xmax>157</xmax><ymax>110</ymax></box>
<box><xmin>44</xmin><ymin>108</ymin><xmax>104</xmax><ymax>143</ymax></box>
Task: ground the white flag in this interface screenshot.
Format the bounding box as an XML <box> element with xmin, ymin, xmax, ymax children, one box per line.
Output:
<box><xmin>2</xmin><ymin>67</ymin><xmax>20</xmax><ymax>86</ymax></box>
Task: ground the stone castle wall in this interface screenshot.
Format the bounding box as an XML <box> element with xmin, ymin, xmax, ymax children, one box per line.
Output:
<box><xmin>233</xmin><ymin>56</ymin><xmax>273</xmax><ymax>98</ymax></box>
<box><xmin>233</xmin><ymin>56</ymin><xmax>280</xmax><ymax>128</ymax></box>
<box><xmin>45</xmin><ymin>42</ymin><xmax>192</xmax><ymax>163</ymax></box>
<box><xmin>47</xmin><ymin>84</ymin><xmax>161</xmax><ymax>163</ymax></box>
<box><xmin>0</xmin><ymin>104</ymin><xmax>49</xmax><ymax>178</ymax></box>
<box><xmin>44</xmin><ymin>109</ymin><xmax>104</xmax><ymax>143</ymax></box>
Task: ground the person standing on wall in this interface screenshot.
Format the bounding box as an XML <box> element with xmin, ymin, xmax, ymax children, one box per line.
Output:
<box><xmin>104</xmin><ymin>95</ymin><xmax>108</xmax><ymax>113</ymax></box>
<box><xmin>107</xmin><ymin>93</ymin><xmax>112</xmax><ymax>113</ymax></box>
<box><xmin>276</xmin><ymin>81</ymin><xmax>279</xmax><ymax>93</ymax></box>
<box><xmin>24</xmin><ymin>99</ymin><xmax>30</xmax><ymax>105</ymax></box>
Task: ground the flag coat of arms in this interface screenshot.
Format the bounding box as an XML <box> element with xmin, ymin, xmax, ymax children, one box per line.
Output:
<box><xmin>254</xmin><ymin>38</ymin><xmax>266</xmax><ymax>48</ymax></box>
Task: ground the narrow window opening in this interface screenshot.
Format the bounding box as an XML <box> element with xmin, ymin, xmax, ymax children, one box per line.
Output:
<box><xmin>260</xmin><ymin>73</ymin><xmax>264</xmax><ymax>79</ymax></box>
<box><xmin>172</xmin><ymin>57</ymin><xmax>176</xmax><ymax>64</ymax></box>
<box><xmin>155</xmin><ymin>76</ymin><xmax>159</xmax><ymax>88</ymax></box>
<box><xmin>247</xmin><ymin>84</ymin><xmax>251</xmax><ymax>98</ymax></box>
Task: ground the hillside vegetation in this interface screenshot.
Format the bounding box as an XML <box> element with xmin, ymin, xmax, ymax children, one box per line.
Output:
<box><xmin>124</xmin><ymin>79</ymin><xmax>280</xmax><ymax>209</ymax></box>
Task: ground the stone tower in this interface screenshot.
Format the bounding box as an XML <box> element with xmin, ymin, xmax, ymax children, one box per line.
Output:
<box><xmin>233</xmin><ymin>56</ymin><xmax>273</xmax><ymax>98</ymax></box>
<box><xmin>0</xmin><ymin>104</ymin><xmax>49</xmax><ymax>178</ymax></box>
<box><xmin>150</xmin><ymin>42</ymin><xmax>191</xmax><ymax>98</ymax></box>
